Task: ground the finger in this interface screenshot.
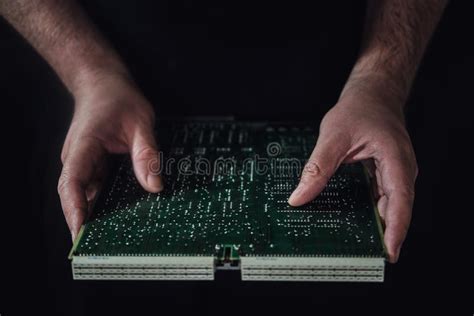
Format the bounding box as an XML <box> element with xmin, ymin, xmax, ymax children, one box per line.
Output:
<box><xmin>377</xmin><ymin>156</ymin><xmax>416</xmax><ymax>263</ymax></box>
<box><xmin>288</xmin><ymin>131</ymin><xmax>350</xmax><ymax>206</ymax></box>
<box><xmin>128</xmin><ymin>125</ymin><xmax>163</xmax><ymax>193</ymax></box>
<box><xmin>362</xmin><ymin>159</ymin><xmax>380</xmax><ymax>200</ymax></box>
<box><xmin>85</xmin><ymin>159</ymin><xmax>107</xmax><ymax>203</ymax></box>
<box><xmin>58</xmin><ymin>140</ymin><xmax>104</xmax><ymax>240</ymax></box>
<box><xmin>377</xmin><ymin>194</ymin><xmax>388</xmax><ymax>224</ymax></box>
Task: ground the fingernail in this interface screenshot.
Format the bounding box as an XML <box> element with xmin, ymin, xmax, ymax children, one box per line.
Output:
<box><xmin>288</xmin><ymin>185</ymin><xmax>302</xmax><ymax>205</ymax></box>
<box><xmin>147</xmin><ymin>174</ymin><xmax>163</xmax><ymax>192</ymax></box>
<box><xmin>71</xmin><ymin>232</ymin><xmax>76</xmax><ymax>242</ymax></box>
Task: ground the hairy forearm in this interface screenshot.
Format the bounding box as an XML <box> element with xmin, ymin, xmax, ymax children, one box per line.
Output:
<box><xmin>341</xmin><ymin>0</ymin><xmax>448</xmax><ymax>107</ymax></box>
<box><xmin>0</xmin><ymin>0</ymin><xmax>128</xmax><ymax>94</ymax></box>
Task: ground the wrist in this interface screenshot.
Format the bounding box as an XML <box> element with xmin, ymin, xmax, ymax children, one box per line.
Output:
<box><xmin>340</xmin><ymin>50</ymin><xmax>416</xmax><ymax>108</ymax></box>
<box><xmin>70</xmin><ymin>62</ymin><xmax>131</xmax><ymax>94</ymax></box>
<box><xmin>337</xmin><ymin>73</ymin><xmax>408</xmax><ymax>123</ymax></box>
<box><xmin>339</xmin><ymin>71</ymin><xmax>407</xmax><ymax>115</ymax></box>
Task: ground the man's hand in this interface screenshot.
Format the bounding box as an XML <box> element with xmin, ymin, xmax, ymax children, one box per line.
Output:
<box><xmin>1</xmin><ymin>1</ymin><xmax>165</xmax><ymax>240</ymax></box>
<box><xmin>1</xmin><ymin>0</ymin><xmax>445</xmax><ymax>247</ymax></box>
<box><xmin>288</xmin><ymin>91</ymin><xmax>418</xmax><ymax>263</ymax></box>
<box><xmin>287</xmin><ymin>0</ymin><xmax>447</xmax><ymax>263</ymax></box>
<box><xmin>58</xmin><ymin>73</ymin><xmax>163</xmax><ymax>240</ymax></box>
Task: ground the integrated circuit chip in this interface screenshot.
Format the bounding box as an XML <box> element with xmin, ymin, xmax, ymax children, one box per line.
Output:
<box><xmin>69</xmin><ymin>119</ymin><xmax>386</xmax><ymax>281</ymax></box>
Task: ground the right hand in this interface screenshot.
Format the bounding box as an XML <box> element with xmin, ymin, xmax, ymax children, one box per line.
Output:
<box><xmin>58</xmin><ymin>72</ymin><xmax>163</xmax><ymax>240</ymax></box>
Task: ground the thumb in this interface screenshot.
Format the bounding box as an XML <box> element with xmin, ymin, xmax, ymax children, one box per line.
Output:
<box><xmin>288</xmin><ymin>131</ymin><xmax>349</xmax><ymax>206</ymax></box>
<box><xmin>129</xmin><ymin>125</ymin><xmax>164</xmax><ymax>193</ymax></box>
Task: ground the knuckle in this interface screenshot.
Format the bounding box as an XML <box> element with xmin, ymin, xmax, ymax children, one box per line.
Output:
<box><xmin>301</xmin><ymin>160</ymin><xmax>328</xmax><ymax>183</ymax></box>
<box><xmin>57</xmin><ymin>173</ymin><xmax>71</xmax><ymax>195</ymax></box>
<box><xmin>134</xmin><ymin>146</ymin><xmax>159</xmax><ymax>163</ymax></box>
<box><xmin>57</xmin><ymin>170</ymin><xmax>78</xmax><ymax>195</ymax></box>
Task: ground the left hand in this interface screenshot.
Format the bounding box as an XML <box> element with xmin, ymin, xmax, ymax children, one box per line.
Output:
<box><xmin>288</xmin><ymin>91</ymin><xmax>418</xmax><ymax>263</ymax></box>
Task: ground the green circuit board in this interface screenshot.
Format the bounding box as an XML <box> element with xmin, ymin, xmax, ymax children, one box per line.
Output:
<box><xmin>72</xmin><ymin>120</ymin><xmax>385</xmax><ymax>259</ymax></box>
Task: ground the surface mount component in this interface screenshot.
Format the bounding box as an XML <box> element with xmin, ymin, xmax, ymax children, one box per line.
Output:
<box><xmin>70</xmin><ymin>120</ymin><xmax>386</xmax><ymax>281</ymax></box>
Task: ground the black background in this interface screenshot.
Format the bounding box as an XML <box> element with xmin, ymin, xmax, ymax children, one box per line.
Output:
<box><xmin>1</xmin><ymin>1</ymin><xmax>471</xmax><ymax>315</ymax></box>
